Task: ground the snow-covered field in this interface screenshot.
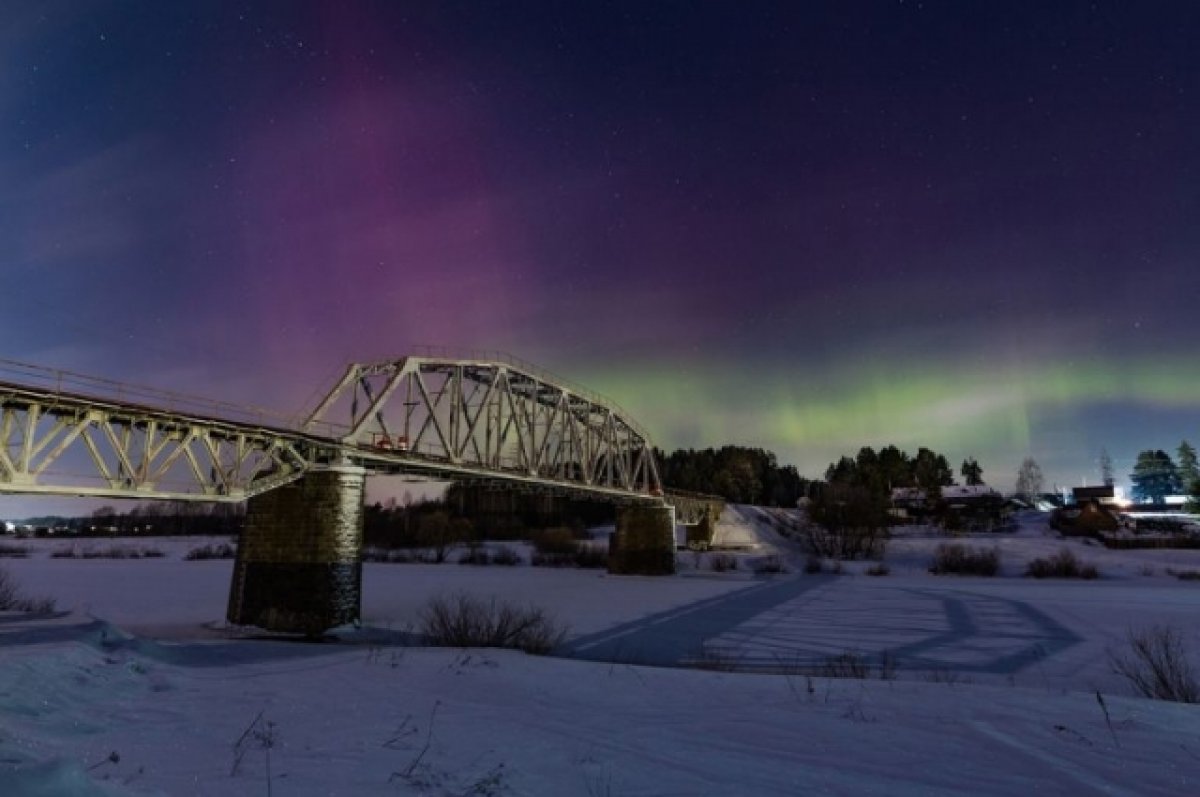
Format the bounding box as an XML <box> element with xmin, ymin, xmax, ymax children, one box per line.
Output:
<box><xmin>2</xmin><ymin>509</ymin><xmax>1199</xmax><ymax>795</ymax></box>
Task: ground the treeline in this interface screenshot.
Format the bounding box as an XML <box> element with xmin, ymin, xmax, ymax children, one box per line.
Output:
<box><xmin>14</xmin><ymin>502</ymin><xmax>245</xmax><ymax>537</ymax></box>
<box><xmin>823</xmin><ymin>445</ymin><xmax>962</xmax><ymax>496</ymax></box>
<box><xmin>363</xmin><ymin>486</ymin><xmax>614</xmax><ymax>550</ymax></box>
<box><xmin>655</xmin><ymin>446</ymin><xmax>809</xmax><ymax>506</ymax></box>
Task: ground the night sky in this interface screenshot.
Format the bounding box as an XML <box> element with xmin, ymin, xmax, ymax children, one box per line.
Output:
<box><xmin>2</xmin><ymin>1</ymin><xmax>1199</xmax><ymax>515</ymax></box>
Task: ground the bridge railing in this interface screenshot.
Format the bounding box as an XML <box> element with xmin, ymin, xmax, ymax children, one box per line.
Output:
<box><xmin>0</xmin><ymin>358</ymin><xmax>294</xmax><ymax>431</ymax></box>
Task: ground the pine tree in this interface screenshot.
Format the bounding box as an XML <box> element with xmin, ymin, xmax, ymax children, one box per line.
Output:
<box><xmin>961</xmin><ymin>457</ymin><xmax>984</xmax><ymax>486</ymax></box>
<box><xmin>1129</xmin><ymin>450</ymin><xmax>1181</xmax><ymax>504</ymax></box>
<box><xmin>1176</xmin><ymin>441</ymin><xmax>1199</xmax><ymax>495</ymax></box>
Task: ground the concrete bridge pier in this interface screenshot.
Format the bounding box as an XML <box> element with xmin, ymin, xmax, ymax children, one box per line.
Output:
<box><xmin>608</xmin><ymin>503</ymin><xmax>676</xmax><ymax>575</ymax></box>
<box><xmin>227</xmin><ymin>464</ymin><xmax>366</xmax><ymax>635</ymax></box>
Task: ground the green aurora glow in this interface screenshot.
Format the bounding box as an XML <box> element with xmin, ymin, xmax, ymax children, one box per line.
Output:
<box><xmin>586</xmin><ymin>355</ymin><xmax>1200</xmax><ymax>485</ymax></box>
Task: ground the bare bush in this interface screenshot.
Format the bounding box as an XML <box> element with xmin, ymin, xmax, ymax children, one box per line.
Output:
<box><xmin>815</xmin><ymin>651</ymin><xmax>871</xmax><ymax>679</ymax></box>
<box><xmin>531</xmin><ymin>539</ymin><xmax>606</xmax><ymax>569</ymax></box>
<box><xmin>1025</xmin><ymin>548</ymin><xmax>1099</xmax><ymax>579</ymax></box>
<box><xmin>0</xmin><ymin>543</ymin><xmax>30</xmax><ymax>558</ymax></box>
<box><xmin>803</xmin><ymin>483</ymin><xmax>889</xmax><ymax>560</ymax></box>
<box><xmin>458</xmin><ymin>548</ymin><xmax>492</xmax><ymax>565</ymax></box>
<box><xmin>0</xmin><ymin>568</ymin><xmax>16</xmax><ymax>608</ymax></box>
<box><xmin>420</xmin><ymin>593</ymin><xmax>567</xmax><ymax>654</ymax></box>
<box><xmin>572</xmin><ymin>544</ymin><xmax>608</xmax><ymax>569</ymax></box>
<box><xmin>709</xmin><ymin>553</ymin><xmax>738</xmax><ymax>572</ymax></box>
<box><xmin>751</xmin><ymin>554</ymin><xmax>786</xmax><ymax>575</ymax></box>
<box><xmin>530</xmin><ymin>527</ymin><xmax>580</xmax><ymax>556</ymax></box>
<box><xmin>1167</xmin><ymin>568</ymin><xmax>1200</xmax><ymax>581</ymax></box>
<box><xmin>362</xmin><ymin>548</ymin><xmax>416</xmax><ymax>564</ymax></box>
<box><xmin>865</xmin><ymin>562</ymin><xmax>890</xmax><ymax>576</ymax></box>
<box><xmin>0</xmin><ymin>568</ymin><xmax>56</xmax><ymax>614</ymax></box>
<box><xmin>52</xmin><ymin>544</ymin><xmax>164</xmax><ymax>560</ymax></box>
<box><xmin>185</xmin><ymin>543</ymin><xmax>236</xmax><ymax>560</ymax></box>
<box><xmin>804</xmin><ymin>555</ymin><xmax>823</xmax><ymax>574</ymax></box>
<box><xmin>800</xmin><ymin>522</ymin><xmax>886</xmax><ymax>561</ymax></box>
<box><xmin>1109</xmin><ymin>626</ymin><xmax>1198</xmax><ymax>703</ymax></box>
<box><xmin>417</xmin><ymin>511</ymin><xmax>472</xmax><ymax>563</ymax></box>
<box><xmin>490</xmin><ymin>545</ymin><xmax>522</xmax><ymax>566</ymax></box>
<box><xmin>695</xmin><ymin>644</ymin><xmax>742</xmax><ymax>672</ymax></box>
<box><xmin>929</xmin><ymin>544</ymin><xmax>999</xmax><ymax>576</ymax></box>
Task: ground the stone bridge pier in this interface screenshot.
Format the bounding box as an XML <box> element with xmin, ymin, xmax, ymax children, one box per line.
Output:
<box><xmin>227</xmin><ymin>465</ymin><xmax>366</xmax><ymax>635</ymax></box>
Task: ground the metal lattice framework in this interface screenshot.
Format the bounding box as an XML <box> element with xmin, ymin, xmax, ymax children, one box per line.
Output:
<box><xmin>306</xmin><ymin>356</ymin><xmax>663</xmax><ymax>498</ymax></box>
<box><xmin>0</xmin><ymin>380</ymin><xmax>314</xmax><ymax>501</ymax></box>
<box><xmin>0</xmin><ymin>355</ymin><xmax>664</xmax><ymax>503</ymax></box>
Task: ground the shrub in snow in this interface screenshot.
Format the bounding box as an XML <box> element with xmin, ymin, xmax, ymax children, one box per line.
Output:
<box><xmin>490</xmin><ymin>545</ymin><xmax>522</xmax><ymax>566</ymax></box>
<box><xmin>420</xmin><ymin>593</ymin><xmax>567</xmax><ymax>654</ymax></box>
<box><xmin>184</xmin><ymin>543</ymin><xmax>236</xmax><ymax>561</ymax></box>
<box><xmin>530</xmin><ymin>527</ymin><xmax>581</xmax><ymax>555</ymax></box>
<box><xmin>709</xmin><ymin>553</ymin><xmax>738</xmax><ymax>572</ymax></box>
<box><xmin>0</xmin><ymin>567</ymin><xmax>56</xmax><ymax>614</ymax></box>
<box><xmin>530</xmin><ymin>551</ymin><xmax>572</xmax><ymax>567</ymax></box>
<box><xmin>458</xmin><ymin>548</ymin><xmax>492</xmax><ymax>565</ymax></box>
<box><xmin>1131</xmin><ymin>517</ymin><xmax>1192</xmax><ymax>534</ymax></box>
<box><xmin>803</xmin><ymin>483</ymin><xmax>889</xmax><ymax>560</ymax></box>
<box><xmin>806</xmin><ymin>650</ymin><xmax>897</xmax><ymax>680</ymax></box>
<box><xmin>865</xmin><ymin>562</ymin><xmax>890</xmax><ymax>576</ymax></box>
<box><xmin>0</xmin><ymin>543</ymin><xmax>29</xmax><ymax>558</ymax></box>
<box><xmin>752</xmin><ymin>554</ymin><xmax>786</xmax><ymax>575</ymax></box>
<box><xmin>1168</xmin><ymin>569</ymin><xmax>1200</xmax><ymax>581</ymax></box>
<box><xmin>804</xmin><ymin>555</ymin><xmax>823</xmax><ymax>574</ymax></box>
<box><xmin>929</xmin><ymin>544</ymin><xmax>999</xmax><ymax>576</ymax></box>
<box><xmin>572</xmin><ymin>544</ymin><xmax>607</xmax><ymax>569</ymax></box>
<box><xmin>1024</xmin><ymin>548</ymin><xmax>1098</xmax><ymax>579</ymax></box>
<box><xmin>816</xmin><ymin>651</ymin><xmax>871</xmax><ymax>679</ymax></box>
<box><xmin>52</xmin><ymin>544</ymin><xmax>164</xmax><ymax>560</ymax></box>
<box><xmin>363</xmin><ymin>547</ymin><xmax>418</xmax><ymax>564</ymax></box>
<box><xmin>1110</xmin><ymin>625</ymin><xmax>1198</xmax><ymax>703</ymax></box>
<box><xmin>695</xmin><ymin>644</ymin><xmax>742</xmax><ymax>672</ymax></box>
<box><xmin>531</xmin><ymin>539</ymin><xmax>606</xmax><ymax>569</ymax></box>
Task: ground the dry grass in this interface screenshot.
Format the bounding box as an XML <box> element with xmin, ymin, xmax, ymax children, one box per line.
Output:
<box><xmin>929</xmin><ymin>544</ymin><xmax>999</xmax><ymax>576</ymax></box>
<box><xmin>1025</xmin><ymin>548</ymin><xmax>1099</xmax><ymax>579</ymax></box>
<box><xmin>1109</xmin><ymin>626</ymin><xmax>1198</xmax><ymax>703</ymax></box>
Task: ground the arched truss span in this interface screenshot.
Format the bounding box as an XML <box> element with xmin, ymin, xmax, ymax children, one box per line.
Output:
<box><xmin>305</xmin><ymin>357</ymin><xmax>663</xmax><ymax>498</ymax></box>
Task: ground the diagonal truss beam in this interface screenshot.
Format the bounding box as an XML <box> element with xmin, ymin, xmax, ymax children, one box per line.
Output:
<box><xmin>304</xmin><ymin>356</ymin><xmax>663</xmax><ymax>497</ymax></box>
<box><xmin>0</xmin><ymin>383</ymin><xmax>316</xmax><ymax>501</ymax></box>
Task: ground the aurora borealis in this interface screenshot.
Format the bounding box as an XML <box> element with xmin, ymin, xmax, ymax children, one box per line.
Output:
<box><xmin>2</xmin><ymin>2</ymin><xmax>1199</xmax><ymax>515</ymax></box>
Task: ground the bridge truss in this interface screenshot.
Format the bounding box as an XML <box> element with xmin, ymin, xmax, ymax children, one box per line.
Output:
<box><xmin>0</xmin><ymin>355</ymin><xmax>664</xmax><ymax>503</ymax></box>
<box><xmin>0</xmin><ymin>380</ymin><xmax>316</xmax><ymax>501</ymax></box>
<box><xmin>306</xmin><ymin>356</ymin><xmax>663</xmax><ymax>497</ymax></box>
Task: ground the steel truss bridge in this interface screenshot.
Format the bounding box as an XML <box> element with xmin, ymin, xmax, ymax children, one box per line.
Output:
<box><xmin>0</xmin><ymin>355</ymin><xmax>666</xmax><ymax>506</ymax></box>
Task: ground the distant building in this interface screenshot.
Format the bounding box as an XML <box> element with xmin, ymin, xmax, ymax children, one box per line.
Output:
<box><xmin>2</xmin><ymin>520</ymin><xmax>13</xmax><ymax>534</ymax></box>
<box><xmin>1070</xmin><ymin>484</ymin><xmax>1130</xmax><ymax>508</ymax></box>
<box><xmin>1072</xmin><ymin>485</ymin><xmax>1115</xmax><ymax>505</ymax></box>
<box><xmin>889</xmin><ymin>485</ymin><xmax>1009</xmax><ymax>530</ymax></box>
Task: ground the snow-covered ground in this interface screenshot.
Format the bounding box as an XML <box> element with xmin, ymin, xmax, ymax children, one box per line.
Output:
<box><xmin>2</xmin><ymin>509</ymin><xmax>1199</xmax><ymax>795</ymax></box>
